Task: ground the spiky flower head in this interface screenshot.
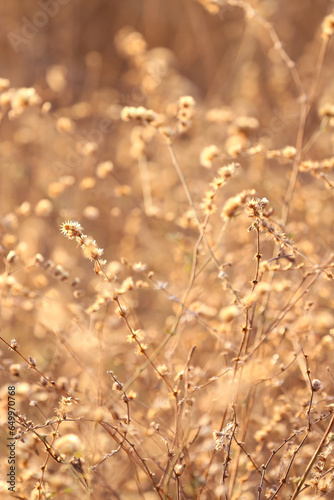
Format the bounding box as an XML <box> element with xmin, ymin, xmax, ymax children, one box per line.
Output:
<box><xmin>60</xmin><ymin>221</ymin><xmax>84</xmax><ymax>240</ymax></box>
<box><xmin>60</xmin><ymin>221</ymin><xmax>107</xmax><ymax>276</ymax></box>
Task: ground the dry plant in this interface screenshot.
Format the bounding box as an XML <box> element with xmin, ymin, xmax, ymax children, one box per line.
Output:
<box><xmin>1</xmin><ymin>1</ymin><xmax>334</xmax><ymax>499</ymax></box>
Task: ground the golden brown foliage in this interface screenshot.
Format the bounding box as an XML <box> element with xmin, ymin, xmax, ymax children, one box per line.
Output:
<box><xmin>1</xmin><ymin>1</ymin><xmax>334</xmax><ymax>499</ymax></box>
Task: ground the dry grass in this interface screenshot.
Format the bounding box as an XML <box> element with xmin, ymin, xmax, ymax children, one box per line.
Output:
<box><xmin>1</xmin><ymin>1</ymin><xmax>334</xmax><ymax>499</ymax></box>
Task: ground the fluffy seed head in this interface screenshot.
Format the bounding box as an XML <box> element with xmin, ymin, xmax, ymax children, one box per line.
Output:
<box><xmin>60</xmin><ymin>221</ymin><xmax>84</xmax><ymax>240</ymax></box>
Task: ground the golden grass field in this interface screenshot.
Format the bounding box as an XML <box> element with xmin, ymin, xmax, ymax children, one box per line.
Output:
<box><xmin>1</xmin><ymin>1</ymin><xmax>334</xmax><ymax>498</ymax></box>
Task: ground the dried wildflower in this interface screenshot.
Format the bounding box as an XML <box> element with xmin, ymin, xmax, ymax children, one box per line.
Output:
<box><xmin>319</xmin><ymin>103</ymin><xmax>334</xmax><ymax>119</ymax></box>
<box><xmin>243</xmin><ymin>291</ymin><xmax>257</xmax><ymax>308</ymax></box>
<box><xmin>317</xmin><ymin>477</ymin><xmax>332</xmax><ymax>494</ymax></box>
<box><xmin>300</xmin><ymin>156</ymin><xmax>334</xmax><ymax>174</ymax></box>
<box><xmin>9</xmin><ymin>87</ymin><xmax>41</xmax><ymax>117</ymax></box>
<box><xmin>201</xmin><ymin>189</ymin><xmax>217</xmax><ymax>214</ymax></box>
<box><xmin>54</xmin><ymin>434</ymin><xmax>82</xmax><ymax>455</ymax></box>
<box><xmin>210</xmin><ymin>163</ymin><xmax>238</xmax><ymax>189</ymax></box>
<box><xmin>282</xmin><ymin>146</ymin><xmax>296</xmax><ymax>159</ymax></box>
<box><xmin>247</xmin><ymin>197</ymin><xmax>296</xmax><ymax>253</ymax></box>
<box><xmin>28</xmin><ymin>356</ymin><xmax>36</xmax><ymax>367</ymax></box>
<box><xmin>60</xmin><ymin>221</ymin><xmax>107</xmax><ymax>275</ymax></box>
<box><xmin>132</xmin><ymin>261</ymin><xmax>147</xmax><ymax>272</ymax></box>
<box><xmin>86</xmin><ymin>296</ymin><xmax>107</xmax><ymax>313</ymax></box>
<box><xmin>178</xmin><ymin>95</ymin><xmax>196</xmax><ymax>109</ymax></box>
<box><xmin>45</xmin><ymin>259</ymin><xmax>55</xmax><ymax>270</ymax></box>
<box><xmin>112</xmin><ymin>381</ymin><xmax>123</xmax><ymax>391</ymax></box>
<box><xmin>210</xmin><ymin>177</ymin><xmax>224</xmax><ymax>191</ymax></box>
<box><xmin>213</xmin><ymin>422</ymin><xmax>234</xmax><ymax>451</ymax></box>
<box><xmin>189</xmin><ymin>301</ymin><xmax>217</xmax><ymax>317</ymax></box>
<box><xmin>322</xmin><ymin>12</ymin><xmax>334</xmax><ymax>37</ymax></box>
<box><xmin>247</xmin><ymin>197</ymin><xmax>269</xmax><ymax>218</ymax></box>
<box><xmin>121</xmin><ymin>106</ymin><xmax>158</xmax><ymax>124</ymax></box>
<box><xmin>202</xmin><ymin>162</ymin><xmax>237</xmax><ymax>208</ymax></box>
<box><xmin>128</xmin><ymin>390</ymin><xmax>137</xmax><ymax>400</ymax></box>
<box><xmin>155</xmin><ymin>281</ymin><xmax>168</xmax><ymax>290</ymax></box>
<box><xmin>267</xmin><ymin>148</ymin><xmax>287</xmax><ymax>159</ymax></box>
<box><xmin>176</xmin><ymin>107</ymin><xmax>193</xmax><ymax>123</ymax></box>
<box><xmin>137</xmin><ymin>343</ymin><xmax>148</xmax><ymax>354</ymax></box>
<box><xmin>0</xmin><ymin>88</ymin><xmax>14</xmax><ymax>109</ymax></box>
<box><xmin>254</xmin><ymin>428</ymin><xmax>269</xmax><ymax>443</ymax></box>
<box><xmin>155</xmin><ymin>364</ymin><xmax>167</xmax><ymax>376</ymax></box>
<box><xmin>177</xmin><ymin>120</ymin><xmax>190</xmax><ymax>133</ymax></box>
<box><xmin>200</xmin><ymin>145</ymin><xmax>219</xmax><ymax>169</ymax></box>
<box><xmin>82</xmin><ymin>237</ymin><xmax>105</xmax><ymax>262</ymax></box>
<box><xmin>135</xmin><ymin>280</ymin><xmax>149</xmax><ymax>288</ymax></box>
<box><xmin>117</xmin><ymin>276</ymin><xmax>135</xmax><ymax>294</ymax></box>
<box><xmin>71</xmin><ymin>277</ymin><xmax>80</xmax><ymax>287</ymax></box>
<box><xmin>221</xmin><ymin>189</ymin><xmax>256</xmax><ymax>219</ymax></box>
<box><xmin>310</xmin><ymin>446</ymin><xmax>332</xmax><ymax>491</ymax></box>
<box><xmin>54</xmin><ymin>265</ymin><xmax>69</xmax><ymax>281</ymax></box>
<box><xmin>248</xmin><ymin>144</ymin><xmax>264</xmax><ymax>155</ymax></box>
<box><xmin>312</xmin><ymin>379</ymin><xmax>322</xmax><ymax>392</ymax></box>
<box><xmin>10</xmin><ymin>339</ymin><xmax>18</xmax><ymax>349</ymax></box>
<box><xmin>233</xmin><ymin>116</ymin><xmax>259</xmax><ymax>135</ymax></box>
<box><xmin>176</xmin><ymin>95</ymin><xmax>196</xmax><ymax>132</ymax></box>
<box><xmin>219</xmin><ymin>305</ymin><xmax>240</xmax><ymax>322</ymax></box>
<box><xmin>6</xmin><ymin>250</ymin><xmax>17</xmax><ymax>264</ymax></box>
<box><xmin>9</xmin><ymin>363</ymin><xmax>21</xmax><ymax>376</ymax></box>
<box><xmin>174</xmin><ymin>464</ymin><xmax>186</xmax><ymax>476</ymax></box>
<box><xmin>225</xmin><ymin>133</ymin><xmax>248</xmax><ymax>156</ymax></box>
<box><xmin>70</xmin><ymin>457</ymin><xmax>85</xmax><ymax>476</ymax></box>
<box><xmin>115</xmin><ymin>303</ymin><xmax>127</xmax><ymax>317</ymax></box>
<box><xmin>60</xmin><ymin>221</ymin><xmax>84</xmax><ymax>240</ymax></box>
<box><xmin>256</xmin><ymin>282</ymin><xmax>271</xmax><ymax>295</ymax></box>
<box><xmin>127</xmin><ymin>329</ymin><xmax>143</xmax><ymax>343</ymax></box>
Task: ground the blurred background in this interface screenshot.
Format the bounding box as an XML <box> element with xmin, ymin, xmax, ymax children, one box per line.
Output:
<box><xmin>0</xmin><ymin>0</ymin><xmax>333</xmax><ymax>105</ymax></box>
<box><xmin>0</xmin><ymin>0</ymin><xmax>333</xmax><ymax>265</ymax></box>
<box><xmin>1</xmin><ymin>1</ymin><xmax>334</xmax><ymax>498</ymax></box>
<box><xmin>0</xmin><ymin>0</ymin><xmax>333</xmax><ymax>109</ymax></box>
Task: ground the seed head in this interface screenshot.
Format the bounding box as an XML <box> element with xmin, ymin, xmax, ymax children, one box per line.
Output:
<box><xmin>28</xmin><ymin>356</ymin><xmax>36</xmax><ymax>367</ymax></box>
<box><xmin>60</xmin><ymin>221</ymin><xmax>107</xmax><ymax>274</ymax></box>
<box><xmin>312</xmin><ymin>379</ymin><xmax>322</xmax><ymax>392</ymax></box>
<box><xmin>10</xmin><ymin>339</ymin><xmax>18</xmax><ymax>350</ymax></box>
<box><xmin>200</xmin><ymin>145</ymin><xmax>219</xmax><ymax>169</ymax></box>
<box><xmin>322</xmin><ymin>13</ymin><xmax>334</xmax><ymax>37</ymax></box>
<box><xmin>82</xmin><ymin>237</ymin><xmax>105</xmax><ymax>262</ymax></box>
<box><xmin>60</xmin><ymin>221</ymin><xmax>84</xmax><ymax>240</ymax></box>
